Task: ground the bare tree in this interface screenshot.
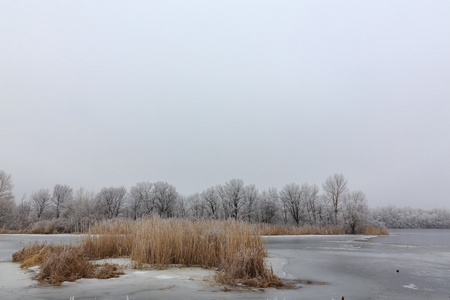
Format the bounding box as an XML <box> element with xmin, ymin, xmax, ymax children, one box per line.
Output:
<box><xmin>182</xmin><ymin>193</ymin><xmax>204</xmax><ymax>219</ymax></box>
<box><xmin>127</xmin><ymin>193</ymin><xmax>142</xmax><ymax>220</ymax></box>
<box><xmin>152</xmin><ymin>182</ymin><xmax>178</xmax><ymax>217</ymax></box>
<box><xmin>215</xmin><ymin>185</ymin><xmax>229</xmax><ymax>219</ymax></box>
<box><xmin>259</xmin><ymin>188</ymin><xmax>279</xmax><ymax>224</ymax></box>
<box><xmin>0</xmin><ymin>170</ymin><xmax>15</xmax><ymax>228</ymax></box>
<box><xmin>243</xmin><ymin>184</ymin><xmax>259</xmax><ymax>222</ymax></box>
<box><xmin>129</xmin><ymin>182</ymin><xmax>153</xmax><ymax>219</ymax></box>
<box><xmin>279</xmin><ymin>183</ymin><xmax>303</xmax><ymax>225</ymax></box>
<box><xmin>31</xmin><ymin>189</ymin><xmax>52</xmax><ymax>219</ymax></box>
<box><xmin>0</xmin><ymin>170</ymin><xmax>14</xmax><ymax>202</ymax></box>
<box><xmin>65</xmin><ymin>188</ymin><xmax>96</xmax><ymax>232</ymax></box>
<box><xmin>322</xmin><ymin>173</ymin><xmax>348</xmax><ymax>225</ymax></box>
<box><xmin>303</xmin><ymin>183</ymin><xmax>319</xmax><ymax>225</ymax></box>
<box><xmin>223</xmin><ymin>179</ymin><xmax>245</xmax><ymax>220</ymax></box>
<box><xmin>96</xmin><ymin>186</ymin><xmax>127</xmax><ymax>219</ymax></box>
<box><xmin>201</xmin><ymin>187</ymin><xmax>220</xmax><ymax>219</ymax></box>
<box><xmin>13</xmin><ymin>195</ymin><xmax>31</xmax><ymax>230</ymax></box>
<box><xmin>342</xmin><ymin>190</ymin><xmax>369</xmax><ymax>234</ymax></box>
<box><xmin>52</xmin><ymin>184</ymin><xmax>73</xmax><ymax>218</ymax></box>
<box><xmin>175</xmin><ymin>194</ymin><xmax>191</xmax><ymax>219</ymax></box>
<box><xmin>130</xmin><ymin>182</ymin><xmax>156</xmax><ymax>217</ymax></box>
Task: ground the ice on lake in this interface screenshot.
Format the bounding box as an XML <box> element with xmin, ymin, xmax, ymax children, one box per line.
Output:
<box><xmin>1</xmin><ymin>229</ymin><xmax>449</xmax><ymax>299</ymax></box>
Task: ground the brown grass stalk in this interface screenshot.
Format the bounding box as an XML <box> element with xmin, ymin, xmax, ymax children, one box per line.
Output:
<box><xmin>257</xmin><ymin>223</ymin><xmax>346</xmax><ymax>236</ymax></box>
<box><xmin>35</xmin><ymin>246</ymin><xmax>96</xmax><ymax>285</ymax></box>
<box><xmin>13</xmin><ymin>242</ymin><xmax>124</xmax><ymax>285</ymax></box>
<box><xmin>361</xmin><ymin>225</ymin><xmax>389</xmax><ymax>235</ymax></box>
<box><xmin>12</xmin><ymin>218</ymin><xmax>387</xmax><ymax>287</ymax></box>
<box><xmin>80</xmin><ymin>217</ymin><xmax>282</xmax><ymax>287</ymax></box>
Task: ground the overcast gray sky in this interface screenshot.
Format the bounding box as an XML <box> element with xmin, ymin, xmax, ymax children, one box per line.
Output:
<box><xmin>1</xmin><ymin>0</ymin><xmax>449</xmax><ymax>209</ymax></box>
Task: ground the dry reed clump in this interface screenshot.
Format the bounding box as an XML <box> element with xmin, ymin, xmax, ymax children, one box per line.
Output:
<box><xmin>96</xmin><ymin>263</ymin><xmax>125</xmax><ymax>279</ymax></box>
<box><xmin>12</xmin><ymin>242</ymin><xmax>124</xmax><ymax>285</ymax></box>
<box><xmin>13</xmin><ymin>218</ymin><xmax>284</xmax><ymax>288</ymax></box>
<box><xmin>81</xmin><ymin>217</ymin><xmax>284</xmax><ymax>288</ymax></box>
<box><xmin>31</xmin><ymin>224</ymin><xmax>56</xmax><ymax>234</ymax></box>
<box><xmin>257</xmin><ymin>224</ymin><xmax>345</xmax><ymax>236</ymax></box>
<box><xmin>12</xmin><ymin>242</ymin><xmax>45</xmax><ymax>264</ymax></box>
<box><xmin>35</xmin><ymin>247</ymin><xmax>96</xmax><ymax>285</ymax></box>
<box><xmin>12</xmin><ymin>242</ymin><xmax>66</xmax><ymax>268</ymax></box>
<box><xmin>361</xmin><ymin>225</ymin><xmax>389</xmax><ymax>235</ymax></box>
<box><xmin>215</xmin><ymin>248</ymin><xmax>283</xmax><ymax>288</ymax></box>
<box><xmin>81</xmin><ymin>220</ymin><xmax>134</xmax><ymax>259</ymax></box>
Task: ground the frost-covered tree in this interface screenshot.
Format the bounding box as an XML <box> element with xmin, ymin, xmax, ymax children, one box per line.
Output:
<box><xmin>242</xmin><ymin>184</ymin><xmax>259</xmax><ymax>222</ymax></box>
<box><xmin>96</xmin><ymin>186</ymin><xmax>127</xmax><ymax>219</ymax></box>
<box><xmin>182</xmin><ymin>193</ymin><xmax>204</xmax><ymax>219</ymax></box>
<box><xmin>0</xmin><ymin>170</ymin><xmax>15</xmax><ymax>228</ymax></box>
<box><xmin>13</xmin><ymin>195</ymin><xmax>32</xmax><ymax>230</ymax></box>
<box><xmin>342</xmin><ymin>191</ymin><xmax>369</xmax><ymax>234</ymax></box>
<box><xmin>223</xmin><ymin>179</ymin><xmax>246</xmax><ymax>220</ymax></box>
<box><xmin>129</xmin><ymin>182</ymin><xmax>154</xmax><ymax>219</ymax></box>
<box><xmin>65</xmin><ymin>188</ymin><xmax>96</xmax><ymax>232</ymax></box>
<box><xmin>302</xmin><ymin>183</ymin><xmax>319</xmax><ymax>225</ymax></box>
<box><xmin>371</xmin><ymin>205</ymin><xmax>450</xmax><ymax>229</ymax></box>
<box><xmin>52</xmin><ymin>184</ymin><xmax>73</xmax><ymax>218</ymax></box>
<box><xmin>151</xmin><ymin>182</ymin><xmax>178</xmax><ymax>217</ymax></box>
<box><xmin>279</xmin><ymin>183</ymin><xmax>303</xmax><ymax>225</ymax></box>
<box><xmin>201</xmin><ymin>186</ymin><xmax>220</xmax><ymax>219</ymax></box>
<box><xmin>322</xmin><ymin>173</ymin><xmax>348</xmax><ymax>225</ymax></box>
<box><xmin>259</xmin><ymin>188</ymin><xmax>280</xmax><ymax>224</ymax></box>
<box><xmin>31</xmin><ymin>189</ymin><xmax>52</xmax><ymax>219</ymax></box>
<box><xmin>216</xmin><ymin>185</ymin><xmax>229</xmax><ymax>219</ymax></box>
<box><xmin>130</xmin><ymin>182</ymin><xmax>154</xmax><ymax>216</ymax></box>
<box><xmin>0</xmin><ymin>170</ymin><xmax>14</xmax><ymax>202</ymax></box>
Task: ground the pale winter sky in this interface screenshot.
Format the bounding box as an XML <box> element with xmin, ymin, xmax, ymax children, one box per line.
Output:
<box><xmin>1</xmin><ymin>1</ymin><xmax>449</xmax><ymax>209</ymax></box>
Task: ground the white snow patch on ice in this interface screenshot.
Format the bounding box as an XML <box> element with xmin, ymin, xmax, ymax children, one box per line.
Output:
<box><xmin>133</xmin><ymin>271</ymin><xmax>148</xmax><ymax>275</ymax></box>
<box><xmin>403</xmin><ymin>283</ymin><xmax>418</xmax><ymax>290</ymax></box>
<box><xmin>155</xmin><ymin>275</ymin><xmax>175</xmax><ymax>279</ymax></box>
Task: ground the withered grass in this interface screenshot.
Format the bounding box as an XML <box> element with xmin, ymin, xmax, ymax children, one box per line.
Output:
<box><xmin>361</xmin><ymin>225</ymin><xmax>389</xmax><ymax>235</ymax></box>
<box><xmin>257</xmin><ymin>223</ymin><xmax>388</xmax><ymax>236</ymax></box>
<box><xmin>82</xmin><ymin>217</ymin><xmax>283</xmax><ymax>287</ymax></box>
<box><xmin>12</xmin><ymin>242</ymin><xmax>123</xmax><ymax>285</ymax></box>
<box><xmin>12</xmin><ymin>218</ymin><xmax>387</xmax><ymax>287</ymax></box>
<box><xmin>13</xmin><ymin>217</ymin><xmax>283</xmax><ymax>287</ymax></box>
<box><xmin>257</xmin><ymin>223</ymin><xmax>346</xmax><ymax>235</ymax></box>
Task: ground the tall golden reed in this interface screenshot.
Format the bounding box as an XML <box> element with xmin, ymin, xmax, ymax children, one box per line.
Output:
<box><xmin>80</xmin><ymin>217</ymin><xmax>283</xmax><ymax>287</ymax></box>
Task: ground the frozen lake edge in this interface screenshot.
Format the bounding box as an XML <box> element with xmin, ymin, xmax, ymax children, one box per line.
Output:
<box><xmin>1</xmin><ymin>231</ymin><xmax>449</xmax><ymax>299</ymax></box>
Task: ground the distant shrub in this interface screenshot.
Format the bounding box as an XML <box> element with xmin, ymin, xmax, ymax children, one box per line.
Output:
<box><xmin>257</xmin><ymin>223</ymin><xmax>345</xmax><ymax>235</ymax></box>
<box><xmin>361</xmin><ymin>225</ymin><xmax>389</xmax><ymax>235</ymax></box>
<box><xmin>30</xmin><ymin>218</ymin><xmax>72</xmax><ymax>234</ymax></box>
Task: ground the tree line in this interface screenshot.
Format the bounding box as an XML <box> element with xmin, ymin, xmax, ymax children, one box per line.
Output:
<box><xmin>1</xmin><ymin>170</ymin><xmax>447</xmax><ymax>233</ymax></box>
<box><xmin>372</xmin><ymin>205</ymin><xmax>450</xmax><ymax>229</ymax></box>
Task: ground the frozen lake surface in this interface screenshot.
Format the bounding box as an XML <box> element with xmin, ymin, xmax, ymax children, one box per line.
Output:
<box><xmin>264</xmin><ymin>229</ymin><xmax>450</xmax><ymax>299</ymax></box>
<box><xmin>1</xmin><ymin>229</ymin><xmax>449</xmax><ymax>299</ymax></box>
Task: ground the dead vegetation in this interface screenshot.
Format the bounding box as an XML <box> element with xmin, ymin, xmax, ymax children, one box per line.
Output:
<box><xmin>82</xmin><ymin>217</ymin><xmax>282</xmax><ymax>287</ymax></box>
<box><xmin>12</xmin><ymin>242</ymin><xmax>123</xmax><ymax>285</ymax></box>
<box><xmin>13</xmin><ymin>217</ymin><xmax>283</xmax><ymax>288</ymax></box>
<box><xmin>361</xmin><ymin>225</ymin><xmax>389</xmax><ymax>235</ymax></box>
<box><xmin>257</xmin><ymin>223</ymin><xmax>388</xmax><ymax>236</ymax></box>
<box><xmin>257</xmin><ymin>223</ymin><xmax>346</xmax><ymax>235</ymax></box>
<box><xmin>215</xmin><ymin>248</ymin><xmax>283</xmax><ymax>288</ymax></box>
<box><xmin>35</xmin><ymin>246</ymin><xmax>96</xmax><ymax>285</ymax></box>
<box><xmin>11</xmin><ymin>217</ymin><xmax>387</xmax><ymax>287</ymax></box>
<box><xmin>95</xmin><ymin>263</ymin><xmax>125</xmax><ymax>279</ymax></box>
